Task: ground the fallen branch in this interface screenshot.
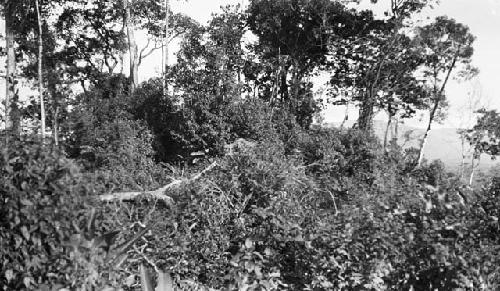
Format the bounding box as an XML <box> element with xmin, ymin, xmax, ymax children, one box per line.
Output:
<box><xmin>326</xmin><ymin>190</ymin><xmax>338</xmax><ymax>216</ymax></box>
<box><xmin>99</xmin><ymin>161</ymin><xmax>218</xmax><ymax>204</ymax></box>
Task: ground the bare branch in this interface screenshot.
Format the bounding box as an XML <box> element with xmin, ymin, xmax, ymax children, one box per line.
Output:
<box><xmin>99</xmin><ymin>162</ymin><xmax>218</xmax><ymax>204</ymax></box>
<box><xmin>138</xmin><ymin>37</ymin><xmax>152</xmax><ymax>61</ymax></box>
<box><xmin>138</xmin><ymin>38</ymin><xmax>163</xmax><ymax>65</ymax></box>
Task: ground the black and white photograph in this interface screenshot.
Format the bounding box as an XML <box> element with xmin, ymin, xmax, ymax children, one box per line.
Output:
<box><xmin>1</xmin><ymin>0</ymin><xmax>499</xmax><ymax>290</ymax></box>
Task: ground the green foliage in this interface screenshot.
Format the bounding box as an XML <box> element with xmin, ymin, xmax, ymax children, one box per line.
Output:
<box><xmin>80</xmin><ymin>118</ymin><xmax>171</xmax><ymax>192</ymax></box>
<box><xmin>167</xmin><ymin>140</ymin><xmax>318</xmax><ymax>289</ymax></box>
<box><xmin>132</xmin><ymin>78</ymin><xmax>231</xmax><ymax>162</ymax></box>
<box><xmin>412</xmin><ymin>159</ymin><xmax>449</xmax><ymax>186</ymax></box>
<box><xmin>413</xmin><ymin>15</ymin><xmax>477</xmax><ymax>142</ymax></box>
<box><xmin>296</xmin><ymin>128</ymin><xmax>380</xmax><ymax>198</ymax></box>
<box><xmin>227</xmin><ymin>98</ymin><xmax>276</xmax><ymax>141</ymax></box>
<box><xmin>466</xmin><ymin>109</ymin><xmax>500</xmax><ymax>157</ymax></box>
<box><xmin>65</xmin><ymin>76</ymin><xmax>172</xmax><ymax>193</ymax></box>
<box><xmin>246</xmin><ymin>0</ymin><xmax>368</xmax><ymax>127</ymax></box>
<box><xmin>3</xmin><ymin>127</ymin><xmax>500</xmax><ymax>290</ymax></box>
<box><xmin>0</xmin><ymin>137</ymin><xmax>91</xmax><ymax>290</ymax></box>
<box><xmin>87</xmin><ymin>129</ymin><xmax>490</xmax><ymax>290</ymax></box>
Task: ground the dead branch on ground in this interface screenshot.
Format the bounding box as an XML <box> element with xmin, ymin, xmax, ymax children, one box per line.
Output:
<box><xmin>99</xmin><ymin>162</ymin><xmax>218</xmax><ymax>204</ymax></box>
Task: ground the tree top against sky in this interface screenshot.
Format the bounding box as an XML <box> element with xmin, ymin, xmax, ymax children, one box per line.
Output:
<box><xmin>167</xmin><ymin>0</ymin><xmax>500</xmax><ymax>128</ymax></box>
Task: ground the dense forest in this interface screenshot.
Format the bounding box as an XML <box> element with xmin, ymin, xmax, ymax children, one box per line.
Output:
<box><xmin>1</xmin><ymin>0</ymin><xmax>500</xmax><ymax>290</ymax></box>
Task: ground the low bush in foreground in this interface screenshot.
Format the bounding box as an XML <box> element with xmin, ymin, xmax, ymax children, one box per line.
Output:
<box><xmin>0</xmin><ymin>138</ymin><xmax>92</xmax><ymax>289</ymax></box>
<box><xmin>1</xmin><ymin>130</ymin><xmax>499</xmax><ymax>290</ymax></box>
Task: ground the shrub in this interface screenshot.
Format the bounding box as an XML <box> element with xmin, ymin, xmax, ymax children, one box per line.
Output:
<box><xmin>78</xmin><ymin>118</ymin><xmax>171</xmax><ymax>192</ymax></box>
<box><xmin>3</xmin><ymin>132</ymin><xmax>500</xmax><ymax>290</ymax></box>
<box><xmin>131</xmin><ymin>79</ymin><xmax>211</xmax><ymax>162</ymax></box>
<box><xmin>227</xmin><ymin>98</ymin><xmax>276</xmax><ymax>141</ymax></box>
<box><xmin>0</xmin><ymin>137</ymin><xmax>92</xmax><ymax>289</ymax></box>
<box><xmin>94</xmin><ymin>138</ymin><xmax>321</xmax><ymax>289</ymax></box>
<box><xmin>413</xmin><ymin>159</ymin><xmax>448</xmax><ymax>187</ymax></box>
<box><xmin>131</xmin><ymin>78</ymin><xmax>234</xmax><ymax>163</ymax></box>
<box><xmin>294</xmin><ymin>127</ymin><xmax>382</xmax><ymax>204</ymax></box>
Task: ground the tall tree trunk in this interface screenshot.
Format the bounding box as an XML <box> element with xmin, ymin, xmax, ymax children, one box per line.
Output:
<box><xmin>5</xmin><ymin>7</ymin><xmax>20</xmax><ymax>135</ymax></box>
<box><xmin>163</xmin><ymin>0</ymin><xmax>169</xmax><ymax>95</ymax></box>
<box><xmin>271</xmin><ymin>69</ymin><xmax>278</xmax><ymax>103</ymax></box>
<box><xmin>469</xmin><ymin>153</ymin><xmax>480</xmax><ymax>186</ymax></box>
<box><xmin>358</xmin><ymin>90</ymin><xmax>375</xmax><ymax>131</ymax></box>
<box><xmin>291</xmin><ymin>61</ymin><xmax>301</xmax><ymax>105</ymax></box>
<box><xmin>124</xmin><ymin>0</ymin><xmax>139</xmax><ymax>93</ymax></box>
<box><xmin>416</xmin><ymin>99</ymin><xmax>439</xmax><ymax>166</ymax></box>
<box><xmin>35</xmin><ymin>0</ymin><xmax>46</xmax><ymax>139</ymax></box>
<box><xmin>358</xmin><ymin>39</ymin><xmax>392</xmax><ymax>131</ymax></box>
<box><xmin>48</xmin><ymin>82</ymin><xmax>59</xmax><ymax>145</ymax></box>
<box><xmin>120</xmin><ymin>8</ymin><xmax>126</xmax><ymax>75</ymax></box>
<box><xmin>279</xmin><ymin>66</ymin><xmax>289</xmax><ymax>103</ymax></box>
<box><xmin>459</xmin><ymin>131</ymin><xmax>466</xmax><ymax>180</ymax></box>
<box><xmin>358</xmin><ymin>16</ymin><xmax>404</xmax><ymax>132</ymax></box>
<box><xmin>339</xmin><ymin>102</ymin><xmax>349</xmax><ymax>129</ymax></box>
<box><xmin>53</xmin><ymin>106</ymin><xmax>59</xmax><ymax>145</ymax></box>
<box><xmin>383</xmin><ymin>113</ymin><xmax>393</xmax><ymax>150</ymax></box>
<box><xmin>393</xmin><ymin>116</ymin><xmax>399</xmax><ymax>142</ymax></box>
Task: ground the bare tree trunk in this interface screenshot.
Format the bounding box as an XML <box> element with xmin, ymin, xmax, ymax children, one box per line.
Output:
<box><xmin>391</xmin><ymin>115</ymin><xmax>400</xmax><ymax>144</ymax></box>
<box><xmin>458</xmin><ymin>131</ymin><xmax>467</xmax><ymax>180</ymax></box>
<box><xmin>290</xmin><ymin>60</ymin><xmax>302</xmax><ymax>114</ymax></box>
<box><xmin>358</xmin><ymin>90</ymin><xmax>375</xmax><ymax>131</ymax></box>
<box><xmin>279</xmin><ymin>63</ymin><xmax>289</xmax><ymax>103</ymax></box>
<box><xmin>5</xmin><ymin>7</ymin><xmax>20</xmax><ymax>135</ymax></box>
<box><xmin>383</xmin><ymin>114</ymin><xmax>393</xmax><ymax>150</ymax></box>
<box><xmin>124</xmin><ymin>0</ymin><xmax>139</xmax><ymax>93</ymax></box>
<box><xmin>47</xmin><ymin>80</ymin><xmax>60</xmax><ymax>145</ymax></box>
<box><xmin>163</xmin><ymin>0</ymin><xmax>170</xmax><ymax>95</ymax></box>
<box><xmin>417</xmin><ymin>99</ymin><xmax>439</xmax><ymax>166</ymax></box>
<box><xmin>340</xmin><ymin>102</ymin><xmax>349</xmax><ymax>129</ymax></box>
<box><xmin>129</xmin><ymin>52</ymin><xmax>139</xmax><ymax>91</ymax></box>
<box><xmin>35</xmin><ymin>0</ymin><xmax>46</xmax><ymax>139</ymax></box>
<box><xmin>393</xmin><ymin>116</ymin><xmax>399</xmax><ymax>141</ymax></box>
<box><xmin>469</xmin><ymin>153</ymin><xmax>480</xmax><ymax>186</ymax></box>
<box><xmin>53</xmin><ymin>106</ymin><xmax>59</xmax><ymax>145</ymax></box>
<box><xmin>119</xmin><ymin>9</ymin><xmax>126</xmax><ymax>76</ymax></box>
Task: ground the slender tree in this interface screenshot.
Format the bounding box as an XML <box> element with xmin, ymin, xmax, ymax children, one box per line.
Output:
<box><xmin>415</xmin><ymin>16</ymin><xmax>476</xmax><ymax>167</ymax></box>
<box><xmin>456</xmin><ymin>81</ymin><xmax>488</xmax><ymax>180</ymax></box>
<box><xmin>3</xmin><ymin>2</ymin><xmax>20</xmax><ymax>135</ymax></box>
<box><xmin>35</xmin><ymin>0</ymin><xmax>46</xmax><ymax>139</ymax></box>
<box><xmin>164</xmin><ymin>0</ymin><xmax>169</xmax><ymax>95</ymax></box>
<box><xmin>465</xmin><ymin>109</ymin><xmax>500</xmax><ymax>185</ymax></box>
<box><xmin>124</xmin><ymin>0</ymin><xmax>139</xmax><ymax>92</ymax></box>
<box><xmin>120</xmin><ymin>0</ymin><xmax>192</xmax><ymax>95</ymax></box>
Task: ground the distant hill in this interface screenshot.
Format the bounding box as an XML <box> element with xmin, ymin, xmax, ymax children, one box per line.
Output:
<box><xmin>325</xmin><ymin>120</ymin><xmax>500</xmax><ymax>172</ymax></box>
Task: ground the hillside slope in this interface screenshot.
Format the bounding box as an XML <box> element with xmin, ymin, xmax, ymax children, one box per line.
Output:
<box><xmin>327</xmin><ymin>120</ymin><xmax>500</xmax><ymax>172</ymax></box>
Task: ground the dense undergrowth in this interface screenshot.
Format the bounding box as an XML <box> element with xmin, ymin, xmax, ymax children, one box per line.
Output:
<box><xmin>2</xmin><ymin>0</ymin><xmax>498</xmax><ymax>289</ymax></box>
<box><xmin>1</xmin><ymin>92</ymin><xmax>499</xmax><ymax>290</ymax></box>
